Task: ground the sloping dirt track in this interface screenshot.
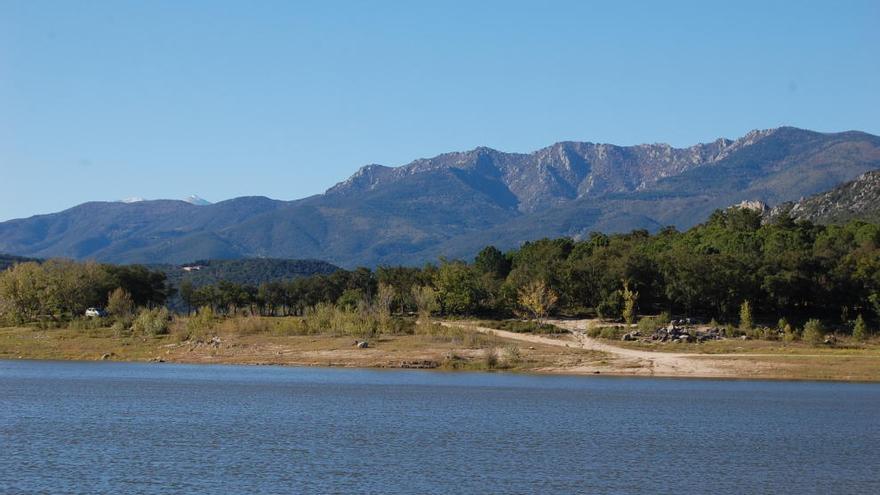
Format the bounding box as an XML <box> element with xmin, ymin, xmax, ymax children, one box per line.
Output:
<box><xmin>449</xmin><ymin>320</ymin><xmax>772</xmax><ymax>378</ymax></box>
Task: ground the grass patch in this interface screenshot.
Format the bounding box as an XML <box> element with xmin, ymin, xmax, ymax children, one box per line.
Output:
<box><xmin>477</xmin><ymin>319</ymin><xmax>567</xmax><ymax>334</ymax></box>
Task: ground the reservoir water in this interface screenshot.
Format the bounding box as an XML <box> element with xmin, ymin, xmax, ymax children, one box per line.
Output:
<box><xmin>1</xmin><ymin>360</ymin><xmax>878</xmax><ymax>494</ymax></box>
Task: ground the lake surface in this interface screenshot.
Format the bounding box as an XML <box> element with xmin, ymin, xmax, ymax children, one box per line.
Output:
<box><xmin>1</xmin><ymin>360</ymin><xmax>878</xmax><ymax>494</ymax></box>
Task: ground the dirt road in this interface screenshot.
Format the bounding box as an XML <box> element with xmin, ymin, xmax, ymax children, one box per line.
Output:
<box><xmin>450</xmin><ymin>320</ymin><xmax>753</xmax><ymax>378</ymax></box>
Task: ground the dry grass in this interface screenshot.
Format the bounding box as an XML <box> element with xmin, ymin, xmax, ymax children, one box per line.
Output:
<box><xmin>0</xmin><ymin>319</ymin><xmax>601</xmax><ymax>373</ymax></box>
<box><xmin>614</xmin><ymin>336</ymin><xmax>880</xmax><ymax>355</ymax></box>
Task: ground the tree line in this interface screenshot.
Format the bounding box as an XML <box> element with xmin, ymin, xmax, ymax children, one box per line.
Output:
<box><xmin>0</xmin><ymin>260</ymin><xmax>170</xmax><ymax>323</ymax></box>
<box><xmin>2</xmin><ymin>208</ymin><xmax>880</xmax><ymax>332</ymax></box>
<box><xmin>176</xmin><ymin>209</ymin><xmax>880</xmax><ymax>331</ymax></box>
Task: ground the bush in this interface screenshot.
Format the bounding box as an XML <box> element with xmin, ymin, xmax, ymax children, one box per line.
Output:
<box><xmin>637</xmin><ymin>314</ymin><xmax>669</xmax><ymax>334</ymax></box>
<box><xmin>222</xmin><ymin>316</ymin><xmax>272</xmax><ymax>335</ymax></box>
<box><xmin>739</xmin><ymin>300</ymin><xmax>752</xmax><ymax>331</ymax></box>
<box><xmin>484</xmin><ymin>346</ymin><xmax>499</xmax><ymax>368</ymax></box>
<box><xmin>724</xmin><ymin>324</ymin><xmax>741</xmax><ymax>338</ymax></box>
<box><xmin>802</xmin><ymin>319</ymin><xmax>824</xmax><ymax>346</ymax></box>
<box><xmin>783</xmin><ymin>324</ymin><xmax>798</xmax><ymax>343</ymax></box>
<box><xmin>480</xmin><ymin>320</ymin><xmax>564</xmax><ymax>334</ymax></box>
<box><xmin>181</xmin><ymin>306</ymin><xmax>216</xmax><ymax>341</ymax></box>
<box><xmin>68</xmin><ymin>317</ymin><xmax>104</xmax><ymax>331</ymax></box>
<box><xmin>131</xmin><ymin>307</ymin><xmax>170</xmax><ymax>336</ymax></box>
<box><xmin>588</xmin><ymin>326</ymin><xmax>625</xmax><ymax>340</ymax></box>
<box><xmin>107</xmin><ymin>288</ymin><xmax>134</xmax><ymax>321</ymax></box>
<box><xmin>852</xmin><ymin>315</ymin><xmax>868</xmax><ymax>342</ymax></box>
<box><xmin>303</xmin><ymin>302</ymin><xmax>377</xmax><ymax>338</ymax></box>
<box><xmin>503</xmin><ymin>343</ymin><xmax>521</xmax><ymax>366</ymax></box>
<box><xmin>596</xmin><ymin>291</ymin><xmax>623</xmax><ymax>320</ymax></box>
<box><xmin>111</xmin><ymin>320</ymin><xmax>129</xmax><ymax>337</ymax></box>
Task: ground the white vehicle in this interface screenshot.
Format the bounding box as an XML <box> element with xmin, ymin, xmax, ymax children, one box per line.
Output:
<box><xmin>85</xmin><ymin>307</ymin><xmax>106</xmax><ymax>317</ymax></box>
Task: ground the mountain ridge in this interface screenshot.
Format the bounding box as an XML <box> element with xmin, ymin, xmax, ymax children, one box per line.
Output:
<box><xmin>768</xmin><ymin>169</ymin><xmax>880</xmax><ymax>224</ymax></box>
<box><xmin>1</xmin><ymin>127</ymin><xmax>879</xmax><ymax>267</ymax></box>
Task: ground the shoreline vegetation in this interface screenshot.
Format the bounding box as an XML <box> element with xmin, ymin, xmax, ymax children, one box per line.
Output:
<box><xmin>2</xmin><ymin>315</ymin><xmax>879</xmax><ymax>382</ymax></box>
<box><xmin>2</xmin><ymin>208</ymin><xmax>880</xmax><ymax>381</ymax></box>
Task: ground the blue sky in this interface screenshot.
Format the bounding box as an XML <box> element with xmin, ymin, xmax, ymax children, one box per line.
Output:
<box><xmin>1</xmin><ymin>1</ymin><xmax>878</xmax><ymax>221</ymax></box>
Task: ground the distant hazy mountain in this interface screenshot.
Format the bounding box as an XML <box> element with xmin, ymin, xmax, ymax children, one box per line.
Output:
<box><xmin>1</xmin><ymin>127</ymin><xmax>878</xmax><ymax>267</ymax></box>
<box><xmin>768</xmin><ymin>170</ymin><xmax>880</xmax><ymax>224</ymax></box>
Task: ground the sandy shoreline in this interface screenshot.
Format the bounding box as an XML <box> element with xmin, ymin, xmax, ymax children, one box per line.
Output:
<box><xmin>3</xmin><ymin>320</ymin><xmax>880</xmax><ymax>381</ymax></box>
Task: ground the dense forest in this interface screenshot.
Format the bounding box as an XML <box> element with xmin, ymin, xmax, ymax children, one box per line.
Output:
<box><xmin>2</xmin><ymin>208</ymin><xmax>879</xmax><ymax>332</ymax></box>
<box><xmin>176</xmin><ymin>208</ymin><xmax>880</xmax><ymax>330</ymax></box>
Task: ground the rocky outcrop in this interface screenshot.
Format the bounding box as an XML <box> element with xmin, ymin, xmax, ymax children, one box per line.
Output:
<box><xmin>768</xmin><ymin>170</ymin><xmax>880</xmax><ymax>224</ymax></box>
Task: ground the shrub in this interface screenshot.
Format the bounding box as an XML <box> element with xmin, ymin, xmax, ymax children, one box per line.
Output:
<box><xmin>587</xmin><ymin>326</ymin><xmax>625</xmax><ymax>340</ymax></box>
<box><xmin>802</xmin><ymin>319</ymin><xmax>824</xmax><ymax>346</ymax></box>
<box><xmin>68</xmin><ymin>317</ymin><xmax>104</xmax><ymax>331</ymax></box>
<box><xmin>183</xmin><ymin>306</ymin><xmax>216</xmax><ymax>340</ymax></box>
<box><xmin>223</xmin><ymin>315</ymin><xmax>271</xmax><ymax>335</ymax></box>
<box><xmin>783</xmin><ymin>324</ymin><xmax>798</xmax><ymax>343</ymax></box>
<box><xmin>503</xmin><ymin>343</ymin><xmax>521</xmax><ymax>365</ymax></box>
<box><xmin>111</xmin><ymin>320</ymin><xmax>129</xmax><ymax>337</ymax></box>
<box><xmin>596</xmin><ymin>291</ymin><xmax>623</xmax><ymax>320</ymax></box>
<box><xmin>484</xmin><ymin>346</ymin><xmax>499</xmax><ymax>368</ymax></box>
<box><xmin>271</xmin><ymin>317</ymin><xmax>310</xmax><ymax>336</ymax></box>
<box><xmin>739</xmin><ymin>300</ymin><xmax>752</xmax><ymax>331</ymax></box>
<box><xmin>131</xmin><ymin>307</ymin><xmax>170</xmax><ymax>336</ymax></box>
<box><xmin>852</xmin><ymin>314</ymin><xmax>868</xmax><ymax>342</ymax></box>
<box><xmin>621</xmin><ymin>281</ymin><xmax>638</xmax><ymax>325</ymax></box>
<box><xmin>480</xmin><ymin>320</ymin><xmax>564</xmax><ymax>334</ymax></box>
<box><xmin>303</xmin><ymin>302</ymin><xmax>377</xmax><ymax>338</ymax></box>
<box><xmin>637</xmin><ymin>315</ymin><xmax>668</xmax><ymax>334</ymax></box>
<box><xmin>724</xmin><ymin>324</ymin><xmax>740</xmax><ymax>338</ymax></box>
<box><xmin>107</xmin><ymin>288</ymin><xmax>134</xmax><ymax>321</ymax></box>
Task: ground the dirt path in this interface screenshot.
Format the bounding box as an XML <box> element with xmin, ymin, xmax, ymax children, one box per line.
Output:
<box><xmin>447</xmin><ymin>320</ymin><xmax>747</xmax><ymax>378</ymax></box>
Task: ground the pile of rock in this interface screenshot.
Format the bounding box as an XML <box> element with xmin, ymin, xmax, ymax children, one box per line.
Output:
<box><xmin>651</xmin><ymin>323</ymin><xmax>723</xmax><ymax>343</ymax></box>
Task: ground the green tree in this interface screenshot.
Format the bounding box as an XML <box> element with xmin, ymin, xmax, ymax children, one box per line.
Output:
<box><xmin>434</xmin><ymin>261</ymin><xmax>482</xmax><ymax>315</ymax></box>
<box><xmin>474</xmin><ymin>246</ymin><xmax>511</xmax><ymax>279</ymax></box>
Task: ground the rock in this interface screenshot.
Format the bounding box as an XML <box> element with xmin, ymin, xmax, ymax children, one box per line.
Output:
<box><xmin>100</xmin><ymin>353</ymin><xmax>112</xmax><ymax>360</ymax></box>
<box><xmin>399</xmin><ymin>360</ymin><xmax>439</xmax><ymax>369</ymax></box>
<box><xmin>209</xmin><ymin>336</ymin><xmax>222</xmax><ymax>347</ymax></box>
<box><xmin>356</xmin><ymin>341</ymin><xmax>369</xmax><ymax>349</ymax></box>
<box><xmin>740</xmin><ymin>335</ymin><xmax>750</xmax><ymax>340</ymax></box>
<box><xmin>824</xmin><ymin>335</ymin><xmax>837</xmax><ymax>345</ymax></box>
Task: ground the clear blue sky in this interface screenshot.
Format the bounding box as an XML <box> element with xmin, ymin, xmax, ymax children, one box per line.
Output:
<box><xmin>1</xmin><ymin>1</ymin><xmax>878</xmax><ymax>221</ymax></box>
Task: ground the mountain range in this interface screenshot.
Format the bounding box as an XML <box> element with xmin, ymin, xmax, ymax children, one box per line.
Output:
<box><xmin>1</xmin><ymin>127</ymin><xmax>879</xmax><ymax>267</ymax></box>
